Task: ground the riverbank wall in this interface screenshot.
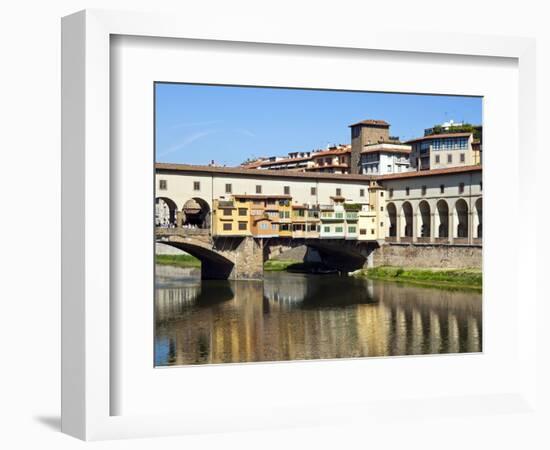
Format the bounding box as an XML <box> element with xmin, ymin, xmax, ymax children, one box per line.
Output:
<box><xmin>372</xmin><ymin>243</ymin><xmax>482</xmax><ymax>269</ymax></box>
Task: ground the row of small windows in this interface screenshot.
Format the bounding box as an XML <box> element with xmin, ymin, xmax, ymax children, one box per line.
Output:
<box><xmin>160</xmin><ymin>180</ymin><xmax>370</xmax><ymax>198</ymax></box>
<box><xmin>162</xmin><ymin>179</ymin><xmax>481</xmax><ymax>202</ymax></box>
<box><xmin>434</xmin><ymin>153</ymin><xmax>466</xmax><ymax>164</ymax></box>
<box><xmin>222</xmin><ymin>222</ymin><xmax>249</xmax><ymax>231</ymax></box>
<box><xmin>389</xmin><ymin>181</ymin><xmax>481</xmax><ymax>198</ymax></box>
<box><xmin>321</xmin><ymin>226</ymin><xmax>378</xmax><ymax>235</ymax></box>
<box><xmin>431</xmin><ymin>137</ymin><xmax>468</xmax><ymax>150</ymax></box>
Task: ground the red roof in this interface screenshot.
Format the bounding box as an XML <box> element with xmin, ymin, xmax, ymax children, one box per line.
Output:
<box><xmin>242</xmin><ymin>155</ymin><xmax>311</xmax><ymax>168</ymax></box>
<box><xmin>233</xmin><ymin>194</ymin><xmax>291</xmax><ymax>199</ymax></box>
<box><xmin>305</xmin><ymin>164</ymin><xmax>349</xmax><ymax>171</ymax></box>
<box><xmin>378</xmin><ymin>165</ymin><xmax>481</xmax><ymax>180</ymax></box>
<box><xmin>311</xmin><ymin>147</ymin><xmax>351</xmax><ymax>158</ymax></box>
<box><xmin>361</xmin><ymin>146</ymin><xmax>411</xmax><ymax>155</ymax></box>
<box><xmin>349</xmin><ymin>119</ymin><xmax>390</xmax><ymax>127</ymax></box>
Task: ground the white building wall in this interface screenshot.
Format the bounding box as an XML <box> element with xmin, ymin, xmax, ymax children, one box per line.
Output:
<box><xmin>156</xmin><ymin>171</ymin><xmax>373</xmax><ymax>211</ymax></box>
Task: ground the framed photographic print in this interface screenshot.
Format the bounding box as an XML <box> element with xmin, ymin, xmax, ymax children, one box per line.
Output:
<box><xmin>62</xmin><ymin>9</ymin><xmax>538</xmax><ymax>441</ymax></box>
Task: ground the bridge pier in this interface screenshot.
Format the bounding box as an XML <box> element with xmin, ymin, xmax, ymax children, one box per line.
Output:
<box><xmin>156</xmin><ymin>228</ymin><xmax>379</xmax><ymax>280</ymax></box>
<box><xmin>214</xmin><ymin>236</ymin><xmax>264</xmax><ymax>280</ymax></box>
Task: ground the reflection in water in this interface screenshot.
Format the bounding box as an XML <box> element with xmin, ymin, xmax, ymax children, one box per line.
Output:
<box><xmin>155</xmin><ymin>265</ymin><xmax>482</xmax><ymax>366</ymax></box>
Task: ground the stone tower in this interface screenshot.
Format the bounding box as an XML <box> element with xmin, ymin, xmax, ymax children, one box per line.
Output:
<box><xmin>349</xmin><ymin>120</ymin><xmax>391</xmax><ymax>174</ymax></box>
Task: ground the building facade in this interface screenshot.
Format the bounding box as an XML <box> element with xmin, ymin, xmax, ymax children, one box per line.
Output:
<box><xmin>156</xmin><ymin>163</ymin><xmax>482</xmax><ymax>246</ymax></box>
<box><xmin>408</xmin><ymin>132</ymin><xmax>481</xmax><ymax>171</ymax></box>
<box><xmin>378</xmin><ymin>166</ymin><xmax>482</xmax><ymax>245</ymax></box>
<box><xmin>359</xmin><ymin>143</ymin><xmax>412</xmax><ymax>175</ymax></box>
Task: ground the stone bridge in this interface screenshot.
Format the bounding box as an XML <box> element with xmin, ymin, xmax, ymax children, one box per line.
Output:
<box><xmin>156</xmin><ymin>227</ymin><xmax>378</xmax><ymax>280</ymax></box>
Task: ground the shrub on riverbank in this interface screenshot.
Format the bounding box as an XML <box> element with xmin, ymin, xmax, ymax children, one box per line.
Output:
<box><xmin>156</xmin><ymin>254</ymin><xmax>201</xmax><ymax>268</ymax></box>
<box><xmin>356</xmin><ymin>266</ymin><xmax>482</xmax><ymax>290</ymax></box>
<box><xmin>263</xmin><ymin>260</ymin><xmax>299</xmax><ymax>271</ymax></box>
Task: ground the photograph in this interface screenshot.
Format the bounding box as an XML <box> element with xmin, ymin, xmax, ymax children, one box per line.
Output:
<box><xmin>153</xmin><ymin>83</ymin><xmax>483</xmax><ymax>366</ymax></box>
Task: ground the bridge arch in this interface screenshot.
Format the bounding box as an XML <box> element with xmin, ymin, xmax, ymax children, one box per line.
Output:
<box><xmin>401</xmin><ymin>201</ymin><xmax>413</xmax><ymax>238</ymax></box>
<box><xmin>474</xmin><ymin>198</ymin><xmax>482</xmax><ymax>238</ymax></box>
<box><xmin>387</xmin><ymin>202</ymin><xmax>397</xmax><ymax>237</ymax></box>
<box><xmin>418</xmin><ymin>200</ymin><xmax>431</xmax><ymax>238</ymax></box>
<box><xmin>156</xmin><ymin>231</ymin><xmax>235</xmax><ymax>280</ymax></box>
<box><xmin>454</xmin><ymin>198</ymin><xmax>469</xmax><ymax>238</ymax></box>
<box><xmin>182</xmin><ymin>197</ymin><xmax>211</xmax><ymax>229</ymax></box>
<box><xmin>156</xmin><ymin>197</ymin><xmax>178</xmax><ymax>227</ymax></box>
<box><xmin>435</xmin><ymin>199</ymin><xmax>449</xmax><ymax>238</ymax></box>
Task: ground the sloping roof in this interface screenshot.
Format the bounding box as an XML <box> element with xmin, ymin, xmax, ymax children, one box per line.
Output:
<box><xmin>349</xmin><ymin>119</ymin><xmax>390</xmax><ymax>127</ymax></box>
<box><xmin>156</xmin><ymin>163</ymin><xmax>377</xmax><ymax>182</ymax></box>
<box><xmin>305</xmin><ymin>164</ymin><xmax>349</xmax><ymax>171</ymax></box>
<box><xmin>311</xmin><ymin>147</ymin><xmax>351</xmax><ymax>158</ymax></box>
<box><xmin>241</xmin><ymin>155</ymin><xmax>312</xmax><ymax>169</ymax></box>
<box><xmin>361</xmin><ymin>143</ymin><xmax>411</xmax><ymax>155</ymax></box>
<box><xmin>233</xmin><ymin>194</ymin><xmax>291</xmax><ymax>200</ymax></box>
<box><xmin>406</xmin><ymin>132</ymin><xmax>472</xmax><ymax>144</ymax></box>
<box><xmin>377</xmin><ymin>165</ymin><xmax>482</xmax><ymax>180</ymax></box>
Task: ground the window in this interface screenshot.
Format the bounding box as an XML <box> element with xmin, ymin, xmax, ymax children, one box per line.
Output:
<box><xmin>259</xmin><ymin>222</ymin><xmax>269</xmax><ymax>230</ymax></box>
<box><xmin>389</xmin><ymin>188</ymin><xmax>394</xmax><ymax>198</ymax></box>
<box><xmin>380</xmin><ymin>191</ymin><xmax>384</xmax><ymax>197</ymax></box>
<box><xmin>460</xmin><ymin>153</ymin><xmax>465</xmax><ymax>163</ymax></box>
<box><xmin>447</xmin><ymin>154</ymin><xmax>452</xmax><ymax>163</ymax></box>
<box><xmin>440</xmin><ymin>184</ymin><xmax>445</xmax><ymax>194</ymax></box>
<box><xmin>256</xmin><ymin>185</ymin><xmax>262</xmax><ymax>194</ymax></box>
<box><xmin>336</xmin><ymin>188</ymin><xmax>341</xmax><ymax>196</ymax></box>
<box><xmin>406</xmin><ymin>187</ymin><xmax>410</xmax><ymax>196</ymax></box>
<box><xmin>359</xmin><ymin>189</ymin><xmax>365</xmax><ymax>197</ymax></box>
<box><xmin>323</xmin><ymin>226</ymin><xmax>330</xmax><ymax>233</ymax></box>
<box><xmin>223</xmin><ymin>223</ymin><xmax>232</xmax><ymax>231</ymax></box>
<box><xmin>335</xmin><ymin>212</ymin><xmax>344</xmax><ymax>219</ymax></box>
<box><xmin>387</xmin><ymin>165</ymin><xmax>392</xmax><ymax>172</ymax></box>
<box><xmin>238</xmin><ymin>208</ymin><xmax>247</xmax><ymax>216</ymax></box>
<box><xmin>380</xmin><ymin>222</ymin><xmax>384</xmax><ymax>227</ymax></box>
<box><xmin>435</xmin><ymin>155</ymin><xmax>440</xmax><ymax>164</ymax></box>
<box><xmin>225</xmin><ymin>183</ymin><xmax>232</xmax><ymax>193</ymax></box>
<box><xmin>348</xmin><ymin>226</ymin><xmax>356</xmax><ymax>233</ymax></box>
<box><xmin>159</xmin><ymin>179</ymin><xmax>167</xmax><ymax>190</ymax></box>
<box><xmin>459</xmin><ymin>182</ymin><xmax>465</xmax><ymax>194</ymax></box>
<box><xmin>380</xmin><ymin>206</ymin><xmax>384</xmax><ymax>211</ymax></box>
<box><xmin>360</xmin><ymin>229</ymin><xmax>367</xmax><ymax>235</ymax></box>
<box><xmin>284</xmin><ymin>186</ymin><xmax>290</xmax><ymax>195</ymax></box>
<box><xmin>311</xmin><ymin>186</ymin><xmax>316</xmax><ymax>196</ymax></box>
<box><xmin>371</xmin><ymin>229</ymin><xmax>375</xmax><ymax>235</ymax></box>
<box><xmin>335</xmin><ymin>226</ymin><xmax>343</xmax><ymax>233</ymax></box>
<box><xmin>193</xmin><ymin>181</ymin><xmax>200</xmax><ymax>191</ymax></box>
<box><xmin>421</xmin><ymin>185</ymin><xmax>427</xmax><ymax>196</ymax></box>
<box><xmin>223</xmin><ymin>209</ymin><xmax>232</xmax><ymax>216</ymax></box>
<box><xmin>238</xmin><ymin>222</ymin><xmax>247</xmax><ymax>231</ymax></box>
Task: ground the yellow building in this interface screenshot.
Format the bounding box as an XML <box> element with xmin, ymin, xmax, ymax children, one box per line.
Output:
<box><xmin>213</xmin><ymin>194</ymin><xmax>294</xmax><ymax>238</ymax></box>
<box><xmin>212</xmin><ymin>198</ymin><xmax>251</xmax><ymax>236</ymax></box>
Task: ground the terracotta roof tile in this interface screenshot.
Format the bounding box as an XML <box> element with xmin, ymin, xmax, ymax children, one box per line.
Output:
<box><xmin>406</xmin><ymin>132</ymin><xmax>472</xmax><ymax>144</ymax></box>
<box><xmin>349</xmin><ymin>119</ymin><xmax>390</xmax><ymax>127</ymax></box>
<box><xmin>155</xmin><ymin>163</ymin><xmax>376</xmax><ymax>182</ymax></box>
<box><xmin>377</xmin><ymin>165</ymin><xmax>481</xmax><ymax>180</ymax></box>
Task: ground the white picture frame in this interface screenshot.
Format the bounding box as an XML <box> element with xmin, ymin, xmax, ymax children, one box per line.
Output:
<box><xmin>61</xmin><ymin>9</ymin><xmax>538</xmax><ymax>441</ymax></box>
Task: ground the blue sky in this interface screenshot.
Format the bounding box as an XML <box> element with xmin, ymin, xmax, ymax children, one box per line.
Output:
<box><xmin>155</xmin><ymin>83</ymin><xmax>482</xmax><ymax>166</ymax></box>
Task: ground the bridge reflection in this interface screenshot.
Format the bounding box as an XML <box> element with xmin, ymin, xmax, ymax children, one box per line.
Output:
<box><xmin>155</xmin><ymin>267</ymin><xmax>482</xmax><ymax>366</ymax></box>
